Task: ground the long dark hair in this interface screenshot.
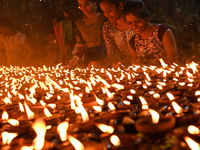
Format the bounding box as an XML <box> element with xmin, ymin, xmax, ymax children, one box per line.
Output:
<box><xmin>123</xmin><ymin>0</ymin><xmax>150</xmax><ymax>21</ymax></box>
<box><xmin>98</xmin><ymin>0</ymin><xmax>127</xmax><ymax>7</ymax></box>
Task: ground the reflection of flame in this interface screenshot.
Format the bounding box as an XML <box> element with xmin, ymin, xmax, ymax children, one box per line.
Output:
<box><xmin>32</xmin><ymin>118</ymin><xmax>46</xmax><ymax>150</ymax></box>
<box><xmin>188</xmin><ymin>125</ymin><xmax>200</xmax><ymax>134</ymax></box>
<box><xmin>148</xmin><ymin>109</ymin><xmax>160</xmax><ymax>124</ymax></box>
<box><xmin>7</xmin><ymin>119</ymin><xmax>19</xmax><ymax>126</ymax></box>
<box><xmin>166</xmin><ymin>92</ymin><xmax>175</xmax><ymax>101</ymax></box>
<box><xmin>57</xmin><ymin>121</ymin><xmax>69</xmax><ymax>142</ymax></box>
<box><xmin>68</xmin><ymin>135</ymin><xmax>84</xmax><ymax>150</ymax></box>
<box><xmin>110</xmin><ymin>135</ymin><xmax>121</xmax><ymax>146</ymax></box>
<box><xmin>172</xmin><ymin>102</ymin><xmax>183</xmax><ymax>114</ymax></box>
<box><xmin>96</xmin><ymin>123</ymin><xmax>114</xmax><ymax>134</ymax></box>
<box><xmin>2</xmin><ymin>131</ymin><xmax>18</xmax><ymax>145</ymax></box>
<box><xmin>108</xmin><ymin>102</ymin><xmax>116</xmax><ymax>111</ymax></box>
<box><xmin>2</xmin><ymin>110</ymin><xmax>9</xmax><ymax>120</ymax></box>
<box><xmin>184</xmin><ymin>136</ymin><xmax>200</xmax><ymax>150</ymax></box>
<box><xmin>24</xmin><ymin>102</ymin><xmax>34</xmax><ymax>119</ymax></box>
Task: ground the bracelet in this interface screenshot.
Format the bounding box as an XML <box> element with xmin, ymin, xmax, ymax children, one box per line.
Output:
<box><xmin>73</xmin><ymin>55</ymin><xmax>79</xmax><ymax>61</ymax></box>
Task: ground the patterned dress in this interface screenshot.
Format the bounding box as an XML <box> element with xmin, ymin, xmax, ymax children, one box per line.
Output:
<box><xmin>103</xmin><ymin>20</ymin><xmax>135</xmax><ymax>66</ymax></box>
<box><xmin>129</xmin><ymin>24</ymin><xmax>169</xmax><ymax>65</ymax></box>
<box><xmin>75</xmin><ymin>14</ymin><xmax>107</xmax><ymax>66</ymax></box>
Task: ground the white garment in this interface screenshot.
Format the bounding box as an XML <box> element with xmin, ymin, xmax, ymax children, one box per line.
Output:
<box><xmin>1</xmin><ymin>32</ymin><xmax>29</xmax><ymax>66</ymax></box>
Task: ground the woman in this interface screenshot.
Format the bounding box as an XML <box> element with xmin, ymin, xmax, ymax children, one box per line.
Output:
<box><xmin>54</xmin><ymin>0</ymin><xmax>80</xmax><ymax>65</ymax></box>
<box><xmin>124</xmin><ymin>0</ymin><xmax>178</xmax><ymax>65</ymax></box>
<box><xmin>68</xmin><ymin>0</ymin><xmax>107</xmax><ymax>67</ymax></box>
<box><xmin>97</xmin><ymin>0</ymin><xmax>135</xmax><ymax>67</ymax></box>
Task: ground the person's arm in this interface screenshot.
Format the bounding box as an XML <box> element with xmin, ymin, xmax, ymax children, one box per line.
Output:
<box><xmin>162</xmin><ymin>29</ymin><xmax>178</xmax><ymax>64</ymax></box>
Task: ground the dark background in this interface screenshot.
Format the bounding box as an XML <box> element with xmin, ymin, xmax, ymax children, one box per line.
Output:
<box><xmin>0</xmin><ymin>0</ymin><xmax>199</xmax><ymax>65</ymax></box>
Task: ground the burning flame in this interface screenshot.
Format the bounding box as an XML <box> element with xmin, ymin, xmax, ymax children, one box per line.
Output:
<box><xmin>32</xmin><ymin>118</ymin><xmax>46</xmax><ymax>150</ymax></box>
<box><xmin>159</xmin><ymin>58</ymin><xmax>168</xmax><ymax>68</ymax></box>
<box><xmin>184</xmin><ymin>136</ymin><xmax>200</xmax><ymax>150</ymax></box>
<box><xmin>2</xmin><ymin>110</ymin><xmax>9</xmax><ymax>120</ymax></box>
<box><xmin>44</xmin><ymin>107</ymin><xmax>52</xmax><ymax>118</ymax></box>
<box><xmin>96</xmin><ymin>123</ymin><xmax>114</xmax><ymax>134</ymax></box>
<box><xmin>172</xmin><ymin>102</ymin><xmax>183</xmax><ymax>114</ymax></box>
<box><xmin>2</xmin><ymin>132</ymin><xmax>18</xmax><ymax>145</ymax></box>
<box><xmin>108</xmin><ymin>102</ymin><xmax>116</xmax><ymax>111</ymax></box>
<box><xmin>93</xmin><ymin>106</ymin><xmax>102</xmax><ymax>112</ymax></box>
<box><xmin>19</xmin><ymin>102</ymin><xmax>25</xmax><ymax>112</ymax></box>
<box><xmin>7</xmin><ymin>119</ymin><xmax>19</xmax><ymax>126</ymax></box>
<box><xmin>93</xmin><ymin>93</ymin><xmax>104</xmax><ymax>106</ymax></box>
<box><xmin>24</xmin><ymin>101</ymin><xmax>34</xmax><ymax>119</ymax></box>
<box><xmin>166</xmin><ymin>92</ymin><xmax>175</xmax><ymax>101</ymax></box>
<box><xmin>111</xmin><ymin>84</ymin><xmax>124</xmax><ymax>90</ymax></box>
<box><xmin>139</xmin><ymin>96</ymin><xmax>148</xmax><ymax>109</ymax></box>
<box><xmin>110</xmin><ymin>135</ymin><xmax>121</xmax><ymax>146</ymax></box>
<box><xmin>188</xmin><ymin>125</ymin><xmax>200</xmax><ymax>134</ymax></box>
<box><xmin>148</xmin><ymin>109</ymin><xmax>160</xmax><ymax>124</ymax></box>
<box><xmin>68</xmin><ymin>135</ymin><xmax>84</xmax><ymax>150</ymax></box>
<box><xmin>187</xmin><ymin>61</ymin><xmax>198</xmax><ymax>74</ymax></box>
<box><xmin>57</xmin><ymin>121</ymin><xmax>69</xmax><ymax>142</ymax></box>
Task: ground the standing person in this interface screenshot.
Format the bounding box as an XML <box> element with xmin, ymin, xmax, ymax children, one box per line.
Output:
<box><xmin>54</xmin><ymin>0</ymin><xmax>80</xmax><ymax>65</ymax></box>
<box><xmin>0</xmin><ymin>18</ymin><xmax>33</xmax><ymax>67</ymax></box>
<box><xmin>124</xmin><ymin>0</ymin><xmax>178</xmax><ymax>65</ymax></box>
<box><xmin>96</xmin><ymin>0</ymin><xmax>135</xmax><ymax>67</ymax></box>
<box><xmin>68</xmin><ymin>0</ymin><xmax>107</xmax><ymax>67</ymax></box>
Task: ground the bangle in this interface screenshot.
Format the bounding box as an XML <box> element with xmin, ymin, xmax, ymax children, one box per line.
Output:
<box><xmin>73</xmin><ymin>55</ymin><xmax>79</xmax><ymax>61</ymax></box>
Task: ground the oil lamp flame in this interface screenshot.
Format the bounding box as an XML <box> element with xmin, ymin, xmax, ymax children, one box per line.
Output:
<box><xmin>57</xmin><ymin>121</ymin><xmax>69</xmax><ymax>142</ymax></box>
<box><xmin>68</xmin><ymin>135</ymin><xmax>84</xmax><ymax>150</ymax></box>
<box><xmin>195</xmin><ymin>91</ymin><xmax>200</xmax><ymax>96</ymax></box>
<box><xmin>2</xmin><ymin>132</ymin><xmax>18</xmax><ymax>145</ymax></box>
<box><xmin>44</xmin><ymin>107</ymin><xmax>52</xmax><ymax>118</ymax></box>
<box><xmin>19</xmin><ymin>102</ymin><xmax>25</xmax><ymax>112</ymax></box>
<box><xmin>77</xmin><ymin>100</ymin><xmax>89</xmax><ymax>122</ymax></box>
<box><xmin>172</xmin><ymin>102</ymin><xmax>183</xmax><ymax>114</ymax></box>
<box><xmin>184</xmin><ymin>136</ymin><xmax>200</xmax><ymax>150</ymax></box>
<box><xmin>166</xmin><ymin>92</ymin><xmax>175</xmax><ymax>101</ymax></box>
<box><xmin>2</xmin><ymin>110</ymin><xmax>9</xmax><ymax>120</ymax></box>
<box><xmin>188</xmin><ymin>125</ymin><xmax>200</xmax><ymax>134</ymax></box>
<box><xmin>96</xmin><ymin>123</ymin><xmax>114</xmax><ymax>134</ymax></box>
<box><xmin>186</xmin><ymin>70</ymin><xmax>193</xmax><ymax>78</ymax></box>
<box><xmin>111</xmin><ymin>84</ymin><xmax>124</xmax><ymax>90</ymax></box>
<box><xmin>24</xmin><ymin>102</ymin><xmax>34</xmax><ymax>119</ymax></box>
<box><xmin>7</xmin><ymin>119</ymin><xmax>19</xmax><ymax>126</ymax></box>
<box><xmin>130</xmin><ymin>89</ymin><xmax>136</xmax><ymax>94</ymax></box>
<box><xmin>93</xmin><ymin>94</ymin><xmax>104</xmax><ymax>106</ymax></box>
<box><xmin>108</xmin><ymin>102</ymin><xmax>116</xmax><ymax>110</ymax></box>
<box><xmin>32</xmin><ymin>118</ymin><xmax>46</xmax><ymax>150</ymax></box>
<box><xmin>3</xmin><ymin>97</ymin><xmax>12</xmax><ymax>104</ymax></box>
<box><xmin>110</xmin><ymin>135</ymin><xmax>121</xmax><ymax>147</ymax></box>
<box><xmin>187</xmin><ymin>61</ymin><xmax>198</xmax><ymax>74</ymax></box>
<box><xmin>159</xmin><ymin>58</ymin><xmax>168</xmax><ymax>68</ymax></box>
<box><xmin>139</xmin><ymin>96</ymin><xmax>148</xmax><ymax>109</ymax></box>
<box><xmin>148</xmin><ymin>109</ymin><xmax>160</xmax><ymax>124</ymax></box>
<box><xmin>93</xmin><ymin>106</ymin><xmax>102</xmax><ymax>112</ymax></box>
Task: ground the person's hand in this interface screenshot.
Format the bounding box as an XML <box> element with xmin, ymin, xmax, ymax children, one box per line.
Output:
<box><xmin>67</xmin><ymin>56</ymin><xmax>79</xmax><ymax>68</ymax></box>
<box><xmin>87</xmin><ymin>61</ymin><xmax>102</xmax><ymax>68</ymax></box>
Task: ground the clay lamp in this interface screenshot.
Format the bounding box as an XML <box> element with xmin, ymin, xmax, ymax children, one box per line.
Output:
<box><xmin>168</xmin><ymin>101</ymin><xmax>200</xmax><ymax>126</ymax></box>
<box><xmin>135</xmin><ymin>108</ymin><xmax>176</xmax><ymax>138</ymax></box>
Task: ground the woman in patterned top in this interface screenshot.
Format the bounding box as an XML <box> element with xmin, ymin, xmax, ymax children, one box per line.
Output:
<box><xmin>68</xmin><ymin>0</ymin><xmax>107</xmax><ymax>67</ymax></box>
<box><xmin>97</xmin><ymin>0</ymin><xmax>135</xmax><ymax>67</ymax></box>
<box><xmin>124</xmin><ymin>0</ymin><xmax>177</xmax><ymax>65</ymax></box>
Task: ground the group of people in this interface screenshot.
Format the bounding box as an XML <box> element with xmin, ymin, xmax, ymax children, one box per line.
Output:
<box><xmin>0</xmin><ymin>0</ymin><xmax>178</xmax><ymax>68</ymax></box>
<box><xmin>58</xmin><ymin>0</ymin><xmax>178</xmax><ymax>68</ymax></box>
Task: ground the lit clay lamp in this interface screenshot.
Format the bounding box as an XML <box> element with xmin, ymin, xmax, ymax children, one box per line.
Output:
<box><xmin>167</xmin><ymin>101</ymin><xmax>200</xmax><ymax>127</ymax></box>
<box><xmin>106</xmin><ymin>134</ymin><xmax>143</xmax><ymax>150</ymax></box>
<box><xmin>100</xmin><ymin>102</ymin><xmax>130</xmax><ymax>123</ymax></box>
<box><xmin>135</xmin><ymin>109</ymin><xmax>176</xmax><ymax>138</ymax></box>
